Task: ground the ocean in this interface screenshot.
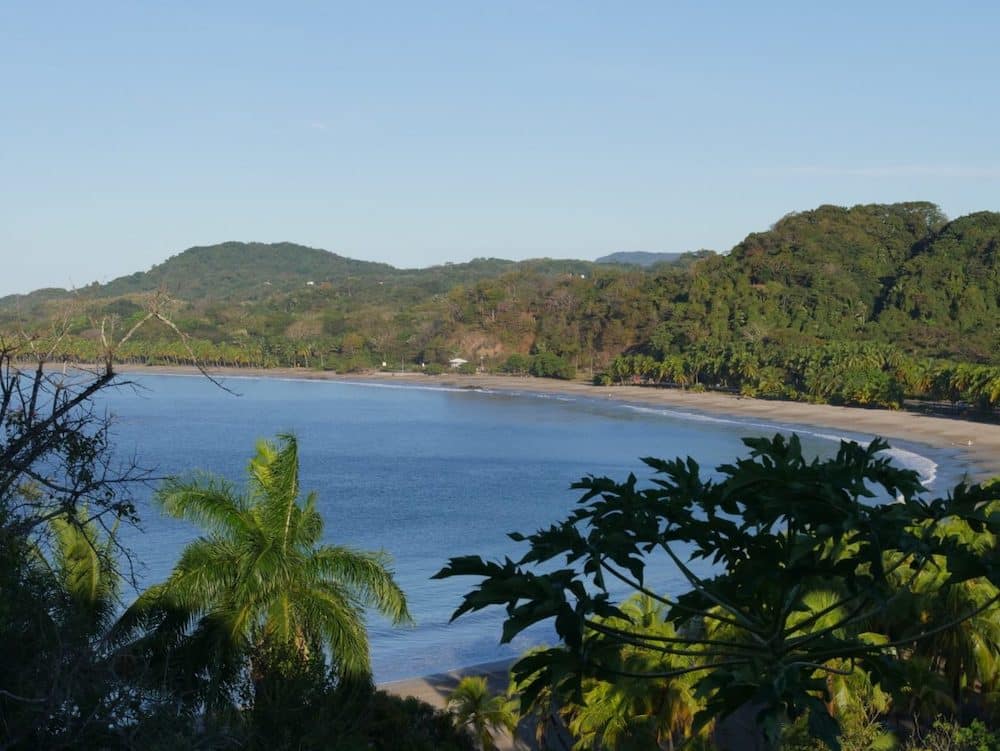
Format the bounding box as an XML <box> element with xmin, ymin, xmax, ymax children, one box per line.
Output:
<box><xmin>98</xmin><ymin>374</ymin><xmax>969</xmax><ymax>681</ymax></box>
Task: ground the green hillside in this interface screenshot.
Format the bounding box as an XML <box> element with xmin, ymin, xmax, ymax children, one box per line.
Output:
<box><xmin>876</xmin><ymin>211</ymin><xmax>1000</xmax><ymax>360</ymax></box>
<box><xmin>648</xmin><ymin>202</ymin><xmax>950</xmax><ymax>351</ymax></box>
<box><xmin>0</xmin><ymin>242</ymin><xmax>591</xmax><ymax>309</ymax></box>
<box><xmin>97</xmin><ymin>242</ymin><xmax>395</xmax><ymax>301</ymax></box>
<box><xmin>4</xmin><ymin>202</ymin><xmax>999</xmax><ymax>411</ymax></box>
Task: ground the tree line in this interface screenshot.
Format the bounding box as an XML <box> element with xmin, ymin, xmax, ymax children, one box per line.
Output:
<box><xmin>2</xmin><ymin>329</ymin><xmax>999</xmax><ymax>750</ymax></box>
<box><xmin>4</xmin><ymin>204</ymin><xmax>998</xmax><ymax>414</ymax></box>
<box><xmin>603</xmin><ymin>342</ymin><xmax>1000</xmax><ymax>411</ymax></box>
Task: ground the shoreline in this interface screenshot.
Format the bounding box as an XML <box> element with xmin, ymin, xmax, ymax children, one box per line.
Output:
<box><xmin>105</xmin><ymin>363</ymin><xmax>999</xmax><ymax>720</ymax></box>
<box><xmin>378</xmin><ymin>659</ymin><xmax>527</xmax><ymax>751</ymax></box>
<box><xmin>377</xmin><ymin>658</ymin><xmax>515</xmax><ymax>708</ymax></box>
<box><xmin>110</xmin><ymin>363</ymin><xmax>1000</xmax><ymax>481</ymax></box>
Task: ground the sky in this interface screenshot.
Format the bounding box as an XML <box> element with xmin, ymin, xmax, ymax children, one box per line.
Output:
<box><xmin>2</xmin><ymin>1</ymin><xmax>998</xmax><ymax>296</ymax></box>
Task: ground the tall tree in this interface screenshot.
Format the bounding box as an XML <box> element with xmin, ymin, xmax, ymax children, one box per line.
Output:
<box><xmin>437</xmin><ymin>435</ymin><xmax>1000</xmax><ymax>750</ymax></box>
<box><xmin>122</xmin><ymin>434</ymin><xmax>411</xmax><ymax>693</ymax></box>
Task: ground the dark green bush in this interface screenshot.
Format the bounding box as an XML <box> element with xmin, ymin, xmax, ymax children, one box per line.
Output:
<box><xmin>500</xmin><ymin>353</ymin><xmax>532</xmax><ymax>375</ymax></box>
<box><xmin>529</xmin><ymin>351</ymin><xmax>575</xmax><ymax>380</ymax></box>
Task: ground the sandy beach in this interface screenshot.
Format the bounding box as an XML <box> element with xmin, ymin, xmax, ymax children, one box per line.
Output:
<box><xmin>105</xmin><ymin>363</ymin><xmax>1000</xmax><ymax>733</ymax></box>
<box><xmin>379</xmin><ymin>659</ymin><xmax>538</xmax><ymax>751</ymax></box>
<box><xmin>112</xmin><ymin>364</ymin><xmax>1000</xmax><ymax>481</ymax></box>
<box><xmin>378</xmin><ymin>658</ymin><xmax>514</xmax><ymax>710</ymax></box>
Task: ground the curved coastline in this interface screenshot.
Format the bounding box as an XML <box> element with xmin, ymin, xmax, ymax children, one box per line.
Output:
<box><xmin>110</xmin><ymin>364</ymin><xmax>1000</xmax><ymax>482</ymax></box>
<box><xmin>101</xmin><ymin>363</ymin><xmax>998</xmax><ymax>716</ymax></box>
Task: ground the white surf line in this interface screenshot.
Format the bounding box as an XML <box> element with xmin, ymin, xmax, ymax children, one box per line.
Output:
<box><xmin>621</xmin><ymin>404</ymin><xmax>939</xmax><ymax>488</ymax></box>
<box><xmin>127</xmin><ymin>372</ymin><xmax>941</xmax><ymax>487</ymax></box>
<box><xmin>334</xmin><ymin>379</ymin><xmax>492</xmax><ymax>394</ymax></box>
<box><xmin>487</xmin><ymin>389</ymin><xmax>577</xmax><ymax>402</ymax></box>
<box><xmin>337</xmin><ymin>380</ymin><xmax>941</xmax><ymax>487</ymax></box>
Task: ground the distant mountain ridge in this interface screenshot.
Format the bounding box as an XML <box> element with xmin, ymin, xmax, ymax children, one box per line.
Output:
<box><xmin>595</xmin><ymin>250</ymin><xmax>716</xmax><ymax>267</ymax></box>
<box><xmin>94</xmin><ymin>242</ymin><xmax>395</xmax><ymax>301</ymax></box>
<box><xmin>3</xmin><ymin>245</ymin><xmax>718</xmax><ymax>304</ymax></box>
<box><xmin>2</xmin><ymin>202</ymin><xmax>998</xmax><ymax>377</ymax></box>
<box><xmin>596</xmin><ymin>251</ymin><xmax>683</xmax><ymax>266</ymax></box>
<box><xmin>0</xmin><ymin>242</ymin><xmax>592</xmax><ymax>308</ymax></box>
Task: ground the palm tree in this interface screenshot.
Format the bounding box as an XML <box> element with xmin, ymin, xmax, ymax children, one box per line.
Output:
<box><xmin>905</xmin><ymin>514</ymin><xmax>1000</xmax><ymax>703</ymax></box>
<box><xmin>567</xmin><ymin>596</ymin><xmax>702</xmax><ymax>751</ymax></box>
<box><xmin>123</xmin><ymin>433</ymin><xmax>410</xmax><ymax>687</ymax></box>
<box><xmin>448</xmin><ymin>675</ymin><xmax>519</xmax><ymax>751</ymax></box>
<box><xmin>44</xmin><ymin>511</ymin><xmax>121</xmax><ymax>641</ymax></box>
<box><xmin>508</xmin><ymin>652</ymin><xmax>567</xmax><ymax>751</ymax></box>
<box><xmin>3</xmin><ymin>512</ymin><xmax>128</xmax><ymax>747</ymax></box>
<box><xmin>569</xmin><ymin>667</ymin><xmax>699</xmax><ymax>751</ymax></box>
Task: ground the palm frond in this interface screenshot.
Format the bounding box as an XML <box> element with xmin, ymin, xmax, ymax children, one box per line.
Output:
<box><xmin>130</xmin><ymin>432</ymin><xmax>410</xmax><ymax>693</ymax></box>
<box><xmin>50</xmin><ymin>513</ymin><xmax>104</xmax><ymax>607</ymax></box>
<box><xmin>311</xmin><ymin>545</ymin><xmax>412</xmax><ymax>624</ymax></box>
<box><xmin>45</xmin><ymin>511</ymin><xmax>121</xmax><ymax>637</ymax></box>
<box><xmin>298</xmin><ymin>582</ymin><xmax>371</xmax><ymax>675</ymax></box>
<box><xmin>296</xmin><ymin>491</ymin><xmax>323</xmax><ymax>548</ymax></box>
<box><xmin>249</xmin><ymin>434</ymin><xmax>299</xmax><ymax>505</ymax></box>
<box><xmin>156</xmin><ymin>476</ymin><xmax>251</xmax><ymax>538</ymax></box>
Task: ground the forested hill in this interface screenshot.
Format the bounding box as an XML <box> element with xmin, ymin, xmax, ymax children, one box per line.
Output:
<box><xmin>98</xmin><ymin>242</ymin><xmax>396</xmax><ymax>300</ymax></box>
<box><xmin>665</xmin><ymin>203</ymin><xmax>998</xmax><ymax>359</ymax></box>
<box><xmin>877</xmin><ymin>211</ymin><xmax>1000</xmax><ymax>358</ymax></box>
<box><xmin>596</xmin><ymin>249</ymin><xmax>717</xmax><ymax>268</ymax></box>
<box><xmin>4</xmin><ymin>202</ymin><xmax>999</xmax><ymax>408</ymax></box>
<box><xmin>665</xmin><ymin>201</ymin><xmax>948</xmax><ymax>347</ymax></box>
<box><xmin>596</xmin><ymin>251</ymin><xmax>682</xmax><ymax>266</ymax></box>
<box><xmin>0</xmin><ymin>241</ymin><xmax>592</xmax><ymax>307</ymax></box>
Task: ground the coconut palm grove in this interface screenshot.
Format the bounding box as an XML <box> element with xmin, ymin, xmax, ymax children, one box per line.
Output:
<box><xmin>1</xmin><ymin>294</ymin><xmax>999</xmax><ymax>749</ymax></box>
<box><xmin>6</xmin><ymin>0</ymin><xmax>1000</xmax><ymax>742</ymax></box>
<box><xmin>4</xmin><ymin>204</ymin><xmax>1000</xmax><ymax>415</ymax></box>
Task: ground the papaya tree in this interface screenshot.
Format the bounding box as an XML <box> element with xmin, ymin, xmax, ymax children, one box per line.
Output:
<box><xmin>436</xmin><ymin>435</ymin><xmax>1000</xmax><ymax>750</ymax></box>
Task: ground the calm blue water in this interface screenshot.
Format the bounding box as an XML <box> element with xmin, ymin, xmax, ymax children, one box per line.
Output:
<box><xmin>97</xmin><ymin>374</ymin><xmax>971</xmax><ymax>681</ymax></box>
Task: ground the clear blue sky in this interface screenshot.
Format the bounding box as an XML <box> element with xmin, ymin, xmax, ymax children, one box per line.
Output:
<box><xmin>2</xmin><ymin>1</ymin><xmax>998</xmax><ymax>296</ymax></box>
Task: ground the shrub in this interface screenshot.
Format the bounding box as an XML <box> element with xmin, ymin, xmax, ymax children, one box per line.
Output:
<box><xmin>500</xmin><ymin>353</ymin><xmax>532</xmax><ymax>375</ymax></box>
<box><xmin>529</xmin><ymin>352</ymin><xmax>576</xmax><ymax>380</ymax></box>
<box><xmin>902</xmin><ymin>718</ymin><xmax>1000</xmax><ymax>751</ymax></box>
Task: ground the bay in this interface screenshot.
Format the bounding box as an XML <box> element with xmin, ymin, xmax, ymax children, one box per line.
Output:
<box><xmin>98</xmin><ymin>374</ymin><xmax>966</xmax><ymax>681</ymax></box>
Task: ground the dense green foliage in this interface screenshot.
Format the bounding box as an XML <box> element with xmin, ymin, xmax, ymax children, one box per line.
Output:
<box><xmin>0</xmin><ymin>355</ymin><xmax>469</xmax><ymax>749</ymax></box>
<box><xmin>446</xmin><ymin>676</ymin><xmax>519</xmax><ymax>751</ymax></box>
<box><xmin>438</xmin><ymin>435</ymin><xmax>1000</xmax><ymax>750</ymax></box>
<box><xmin>603</xmin><ymin>343</ymin><xmax>1000</xmax><ymax>409</ymax></box>
<box><xmin>116</xmin><ymin>433</ymin><xmax>411</xmax><ymax>714</ymax></box>
<box><xmin>0</xmin><ymin>516</ymin><xmax>132</xmax><ymax>749</ymax></box>
<box><xmin>595</xmin><ymin>204</ymin><xmax>1000</xmax><ymax>409</ymax></box>
<box><xmin>3</xmin><ymin>341</ymin><xmax>999</xmax><ymax>748</ymax></box>
<box><xmin>4</xmin><ymin>202</ymin><xmax>998</xmax><ymax>408</ymax></box>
